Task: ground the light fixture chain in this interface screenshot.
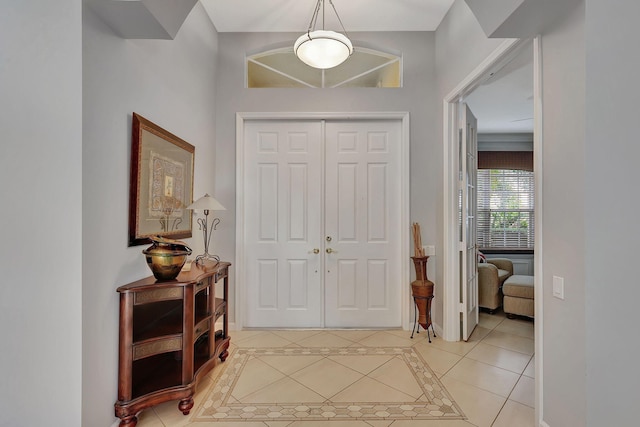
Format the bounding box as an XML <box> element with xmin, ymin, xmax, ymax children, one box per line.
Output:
<box><xmin>308</xmin><ymin>0</ymin><xmax>322</xmax><ymax>33</ymax></box>
<box><xmin>328</xmin><ymin>0</ymin><xmax>349</xmax><ymax>37</ymax></box>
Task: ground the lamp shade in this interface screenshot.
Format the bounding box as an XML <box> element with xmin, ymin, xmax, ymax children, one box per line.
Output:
<box><xmin>186</xmin><ymin>193</ymin><xmax>226</xmax><ymax>211</ymax></box>
<box><xmin>294</xmin><ymin>30</ymin><xmax>353</xmax><ymax>69</ymax></box>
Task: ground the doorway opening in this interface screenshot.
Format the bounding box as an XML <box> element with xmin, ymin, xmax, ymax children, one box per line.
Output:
<box><xmin>235</xmin><ymin>112</ymin><xmax>411</xmax><ymax>330</ymax></box>
<box><xmin>441</xmin><ymin>37</ymin><xmax>543</xmax><ymax>423</ymax></box>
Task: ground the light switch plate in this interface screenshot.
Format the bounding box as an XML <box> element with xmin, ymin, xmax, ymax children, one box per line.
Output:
<box><xmin>423</xmin><ymin>245</ymin><xmax>435</xmax><ymax>256</ymax></box>
<box><xmin>553</xmin><ymin>276</ymin><xmax>564</xmax><ymax>300</ymax></box>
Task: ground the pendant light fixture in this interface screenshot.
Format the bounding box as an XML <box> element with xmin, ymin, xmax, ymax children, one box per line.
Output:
<box><xmin>294</xmin><ymin>0</ymin><xmax>353</xmax><ymax>69</ymax></box>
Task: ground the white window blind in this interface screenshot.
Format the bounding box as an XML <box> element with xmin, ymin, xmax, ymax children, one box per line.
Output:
<box><xmin>477</xmin><ymin>169</ymin><xmax>534</xmax><ymax>250</ymax></box>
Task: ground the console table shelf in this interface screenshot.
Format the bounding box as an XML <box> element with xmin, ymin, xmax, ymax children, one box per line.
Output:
<box><xmin>115</xmin><ymin>261</ymin><xmax>231</xmax><ymax>427</ymax></box>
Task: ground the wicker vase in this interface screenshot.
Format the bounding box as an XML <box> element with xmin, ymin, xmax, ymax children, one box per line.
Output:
<box><xmin>411</xmin><ymin>256</ymin><xmax>434</xmax><ymax>330</ymax></box>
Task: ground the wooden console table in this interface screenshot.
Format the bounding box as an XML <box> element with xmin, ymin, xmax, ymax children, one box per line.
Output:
<box><xmin>114</xmin><ymin>261</ymin><xmax>231</xmax><ymax>427</ymax></box>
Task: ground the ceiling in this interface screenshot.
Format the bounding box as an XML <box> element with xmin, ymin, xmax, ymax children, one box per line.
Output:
<box><xmin>464</xmin><ymin>42</ymin><xmax>534</xmax><ymax>133</ymax></box>
<box><xmin>200</xmin><ymin>0</ymin><xmax>533</xmax><ymax>134</ymax></box>
<box><xmin>200</xmin><ymin>0</ymin><xmax>456</xmax><ymax>32</ymax></box>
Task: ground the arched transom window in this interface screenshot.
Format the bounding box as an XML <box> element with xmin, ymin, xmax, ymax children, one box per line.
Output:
<box><xmin>247</xmin><ymin>46</ymin><xmax>402</xmax><ymax>88</ymax></box>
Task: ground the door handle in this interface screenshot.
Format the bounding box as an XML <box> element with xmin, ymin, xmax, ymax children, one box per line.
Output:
<box><xmin>326</xmin><ymin>248</ymin><xmax>337</xmax><ymax>254</ymax></box>
<box><xmin>309</xmin><ymin>248</ymin><xmax>320</xmax><ymax>254</ymax></box>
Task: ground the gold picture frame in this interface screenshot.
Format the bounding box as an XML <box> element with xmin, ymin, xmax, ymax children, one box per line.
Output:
<box><xmin>128</xmin><ymin>113</ymin><xmax>194</xmax><ymax>246</ymax></box>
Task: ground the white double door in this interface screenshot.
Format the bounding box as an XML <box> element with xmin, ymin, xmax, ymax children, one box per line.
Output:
<box><xmin>243</xmin><ymin>119</ymin><xmax>402</xmax><ymax>328</ymax></box>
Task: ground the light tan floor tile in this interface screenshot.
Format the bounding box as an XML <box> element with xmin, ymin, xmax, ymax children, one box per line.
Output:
<box><xmin>235</xmin><ymin>332</ymin><xmax>297</xmax><ymax>348</ymax></box>
<box><xmin>479</xmin><ymin>311</ymin><xmax>506</xmax><ymax>330</ymax></box>
<box><xmin>510</xmin><ymin>375</ymin><xmax>535</xmax><ymax>408</ymax></box>
<box><xmin>329</xmin><ymin>354</ymin><xmax>394</xmax><ymax>375</ymax></box>
<box><xmin>331</xmin><ymin>376</ymin><xmax>415</xmax><ymax>402</ymax></box>
<box><xmin>363</xmin><ymin>421</ymin><xmax>394</xmax><ymax>427</ymax></box>
<box><xmin>523</xmin><ymin>355</ymin><xmax>535</xmax><ymax>378</ymax></box>
<box><xmin>152</xmin><ymin>399</ymin><xmax>193</xmax><ymax>427</ymax></box>
<box><xmin>465</xmin><ymin>342</ymin><xmax>531</xmax><ymax>374</ymax></box>
<box><xmin>384</xmin><ymin>329</ymin><xmax>417</xmax><ymax>339</ymax></box>
<box><xmin>230</xmin><ymin>357</ymin><xmax>286</xmax><ymax>399</ymax></box>
<box><xmin>259</xmin><ymin>354</ymin><xmax>324</xmax><ymax>376</ymax></box>
<box><xmin>390</xmin><ymin>421</ymin><xmax>476</xmax><ymax>427</ymax></box>
<box><xmin>188</xmin><ymin>422</ymin><xmax>268</xmax><ymax>427</ymax></box>
<box><xmin>290</xmin><ymin>357</ymin><xmax>363</xmax><ymax>398</ymax></box>
<box><xmin>367</xmin><ymin>356</ymin><xmax>424</xmax><ymax>398</ymax></box>
<box><xmin>494</xmin><ymin>318</ymin><xmax>535</xmax><ymax>339</ymax></box>
<box><xmin>240</xmin><ymin>376</ymin><xmax>326</xmax><ymax>404</ymax></box>
<box><xmin>296</xmin><ymin>332</ymin><xmax>355</xmax><ymax>348</ymax></box>
<box><xmin>468</xmin><ymin>326</ymin><xmax>492</xmax><ymax>342</ymax></box>
<box><xmin>134</xmin><ymin>407</ymin><xmax>165</xmax><ymax>427</ymax></box>
<box><xmin>288</xmin><ymin>421</ymin><xmax>372</xmax><ymax>427</ymax></box>
<box><xmin>327</xmin><ymin>329</ymin><xmax>378</xmax><ymax>342</ymax></box>
<box><xmin>413</xmin><ymin>341</ymin><xmax>463</xmax><ymax>376</ymax></box>
<box><xmin>231</xmin><ymin>329</ymin><xmax>270</xmax><ymax>342</ymax></box>
<box><xmin>270</xmin><ymin>329</ymin><xmax>324</xmax><ymax>342</ymax></box>
<box><xmin>440</xmin><ymin>376</ymin><xmax>506</xmax><ymax>427</ymax></box>
<box><xmin>147</xmin><ymin>326</ymin><xmax>536</xmax><ymax>427</ymax></box>
<box><xmin>265</xmin><ymin>422</ymin><xmax>295</xmax><ymax>427</ymax></box>
<box><xmin>356</xmin><ymin>331</ymin><xmax>416</xmax><ymax>347</ymax></box>
<box><xmin>482</xmin><ymin>330</ymin><xmax>534</xmax><ymax>355</ymax></box>
<box><xmin>491</xmin><ymin>399</ymin><xmax>535</xmax><ymax>427</ymax></box>
<box><xmin>427</xmin><ymin>335</ymin><xmax>479</xmax><ymax>356</ymax></box>
<box><xmin>408</xmin><ymin>328</ymin><xmax>437</xmax><ymax>343</ymax></box>
<box><xmin>444</xmin><ymin>358</ymin><xmax>520</xmax><ymax>397</ymax></box>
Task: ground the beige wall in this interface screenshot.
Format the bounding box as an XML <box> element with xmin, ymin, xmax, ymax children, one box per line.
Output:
<box><xmin>585</xmin><ymin>0</ymin><xmax>640</xmax><ymax>425</ymax></box>
<box><xmin>434</xmin><ymin>0</ymin><xmax>509</xmax><ymax>333</ymax></box>
<box><xmin>82</xmin><ymin>3</ymin><xmax>219</xmax><ymax>425</ymax></box>
<box><xmin>436</xmin><ymin>1</ymin><xmax>590</xmax><ymax>424</ymax></box>
<box><xmin>0</xmin><ymin>2</ymin><xmax>82</xmax><ymax>426</ymax></box>
<box><xmin>541</xmin><ymin>2</ymin><xmax>587</xmax><ymax>424</ymax></box>
<box><xmin>214</xmin><ymin>31</ymin><xmax>438</xmax><ymax>327</ymax></box>
<box><xmin>10</xmin><ymin>1</ymin><xmax>639</xmax><ymax>424</ymax></box>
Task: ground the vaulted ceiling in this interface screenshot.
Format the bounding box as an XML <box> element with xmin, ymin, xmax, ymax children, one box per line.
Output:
<box><xmin>200</xmin><ymin>0</ymin><xmax>456</xmax><ymax>32</ymax></box>
<box><xmin>88</xmin><ymin>0</ymin><xmax>532</xmax><ymax>133</ymax></box>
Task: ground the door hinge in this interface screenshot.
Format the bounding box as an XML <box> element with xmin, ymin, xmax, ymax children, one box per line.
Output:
<box><xmin>458</xmin><ymin>241</ymin><xmax>465</xmax><ymax>252</ymax></box>
<box><xmin>459</xmin><ymin>303</ymin><xmax>466</xmax><ymax>313</ymax></box>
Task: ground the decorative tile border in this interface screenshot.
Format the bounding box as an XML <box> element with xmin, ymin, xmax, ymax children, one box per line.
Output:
<box><xmin>192</xmin><ymin>347</ymin><xmax>465</xmax><ymax>422</ymax></box>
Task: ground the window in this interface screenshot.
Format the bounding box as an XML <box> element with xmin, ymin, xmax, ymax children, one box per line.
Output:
<box><xmin>477</xmin><ymin>169</ymin><xmax>534</xmax><ymax>250</ymax></box>
<box><xmin>247</xmin><ymin>46</ymin><xmax>402</xmax><ymax>88</ymax></box>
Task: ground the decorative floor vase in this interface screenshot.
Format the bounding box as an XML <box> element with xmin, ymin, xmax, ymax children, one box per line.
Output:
<box><xmin>411</xmin><ymin>256</ymin><xmax>434</xmax><ymax>331</ymax></box>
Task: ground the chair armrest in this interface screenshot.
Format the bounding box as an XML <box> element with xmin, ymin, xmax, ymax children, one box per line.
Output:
<box><xmin>478</xmin><ymin>263</ymin><xmax>499</xmax><ymax>283</ymax></box>
<box><xmin>487</xmin><ymin>258</ymin><xmax>513</xmax><ymax>276</ymax></box>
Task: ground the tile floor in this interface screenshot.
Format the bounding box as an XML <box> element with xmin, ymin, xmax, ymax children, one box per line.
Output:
<box><xmin>135</xmin><ymin>309</ymin><xmax>534</xmax><ymax>427</ymax></box>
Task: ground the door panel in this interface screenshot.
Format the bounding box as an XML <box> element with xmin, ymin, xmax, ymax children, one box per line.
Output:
<box><xmin>243</xmin><ymin>119</ymin><xmax>402</xmax><ymax>328</ymax></box>
<box><xmin>324</xmin><ymin>120</ymin><xmax>402</xmax><ymax>328</ymax></box>
<box><xmin>244</xmin><ymin>121</ymin><xmax>323</xmax><ymax>327</ymax></box>
<box><xmin>461</xmin><ymin>104</ymin><xmax>479</xmax><ymax>340</ymax></box>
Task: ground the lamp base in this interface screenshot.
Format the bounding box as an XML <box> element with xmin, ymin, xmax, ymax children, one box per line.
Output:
<box><xmin>194</xmin><ymin>253</ymin><xmax>220</xmax><ymax>265</ymax></box>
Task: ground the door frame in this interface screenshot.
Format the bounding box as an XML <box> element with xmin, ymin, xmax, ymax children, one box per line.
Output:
<box><xmin>236</xmin><ymin>111</ymin><xmax>411</xmax><ymax>331</ymax></box>
<box><xmin>441</xmin><ymin>37</ymin><xmax>543</xmax><ymax>424</ymax></box>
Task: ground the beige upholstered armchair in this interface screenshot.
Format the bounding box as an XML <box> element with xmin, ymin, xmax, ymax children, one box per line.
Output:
<box><xmin>478</xmin><ymin>258</ymin><xmax>513</xmax><ymax>313</ymax></box>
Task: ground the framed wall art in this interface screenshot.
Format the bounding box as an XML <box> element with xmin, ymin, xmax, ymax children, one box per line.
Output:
<box><xmin>128</xmin><ymin>113</ymin><xmax>194</xmax><ymax>246</ymax></box>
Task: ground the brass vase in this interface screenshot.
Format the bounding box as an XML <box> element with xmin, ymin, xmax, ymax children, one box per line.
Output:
<box><xmin>411</xmin><ymin>256</ymin><xmax>434</xmax><ymax>330</ymax></box>
<box><xmin>143</xmin><ymin>236</ymin><xmax>192</xmax><ymax>281</ymax></box>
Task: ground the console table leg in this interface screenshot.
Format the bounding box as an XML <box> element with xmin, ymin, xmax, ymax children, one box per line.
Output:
<box><xmin>178</xmin><ymin>397</ymin><xmax>194</xmax><ymax>415</ymax></box>
<box><xmin>119</xmin><ymin>415</ymin><xmax>137</xmax><ymax>427</ymax></box>
<box><xmin>219</xmin><ymin>339</ymin><xmax>230</xmax><ymax>362</ymax></box>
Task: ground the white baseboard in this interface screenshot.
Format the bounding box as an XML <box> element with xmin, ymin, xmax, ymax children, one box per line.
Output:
<box><xmin>540</xmin><ymin>420</ymin><xmax>550</xmax><ymax>427</ymax></box>
<box><xmin>432</xmin><ymin>322</ymin><xmax>444</xmax><ymax>338</ymax></box>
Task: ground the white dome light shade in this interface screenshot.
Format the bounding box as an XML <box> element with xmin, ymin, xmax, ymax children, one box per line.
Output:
<box><xmin>294</xmin><ymin>30</ymin><xmax>353</xmax><ymax>69</ymax></box>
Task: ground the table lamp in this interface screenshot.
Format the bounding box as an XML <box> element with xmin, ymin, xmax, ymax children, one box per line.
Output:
<box><xmin>186</xmin><ymin>193</ymin><xmax>226</xmax><ymax>264</ymax></box>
